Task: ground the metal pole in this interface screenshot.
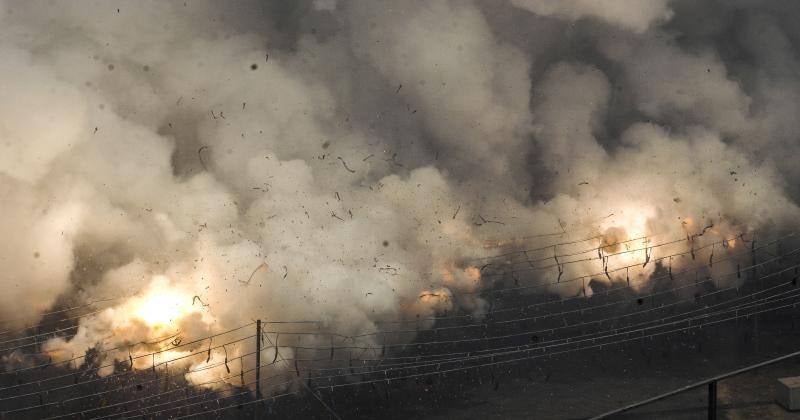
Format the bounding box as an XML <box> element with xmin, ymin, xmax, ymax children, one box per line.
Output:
<box><xmin>591</xmin><ymin>348</ymin><xmax>800</xmax><ymax>419</ymax></box>
<box><xmin>752</xmin><ymin>236</ymin><xmax>759</xmax><ymax>352</ymax></box>
<box><xmin>256</xmin><ymin>319</ymin><xmax>262</xmax><ymax>400</ymax></box>
<box><xmin>708</xmin><ymin>381</ymin><xmax>717</xmax><ymax>420</ymax></box>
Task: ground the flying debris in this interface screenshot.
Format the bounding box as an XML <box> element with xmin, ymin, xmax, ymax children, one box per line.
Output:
<box><xmin>2</xmin><ymin>1</ymin><xmax>799</xmax><ymax>418</ymax></box>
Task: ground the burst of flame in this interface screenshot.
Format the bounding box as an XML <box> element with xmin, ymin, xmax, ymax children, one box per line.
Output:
<box><xmin>131</xmin><ymin>276</ymin><xmax>195</xmax><ymax>329</ymax></box>
<box><xmin>440</xmin><ymin>263</ymin><xmax>481</xmax><ymax>291</ymax></box>
<box><xmin>599</xmin><ymin>206</ymin><xmax>653</xmax><ymax>259</ymax></box>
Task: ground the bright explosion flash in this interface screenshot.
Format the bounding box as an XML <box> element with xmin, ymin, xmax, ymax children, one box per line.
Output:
<box><xmin>130</xmin><ymin>276</ymin><xmax>196</xmax><ymax>329</ymax></box>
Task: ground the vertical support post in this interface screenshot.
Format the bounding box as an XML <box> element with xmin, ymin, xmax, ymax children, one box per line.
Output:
<box><xmin>708</xmin><ymin>381</ymin><xmax>717</xmax><ymax>420</ymax></box>
<box><xmin>752</xmin><ymin>236</ymin><xmax>759</xmax><ymax>352</ymax></box>
<box><xmin>256</xmin><ymin>319</ymin><xmax>262</xmax><ymax>400</ymax></box>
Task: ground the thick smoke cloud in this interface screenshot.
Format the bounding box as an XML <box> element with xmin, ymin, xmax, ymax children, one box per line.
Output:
<box><xmin>510</xmin><ymin>0</ymin><xmax>673</xmax><ymax>33</ymax></box>
<box><xmin>1</xmin><ymin>0</ymin><xmax>799</xmax><ymax>389</ymax></box>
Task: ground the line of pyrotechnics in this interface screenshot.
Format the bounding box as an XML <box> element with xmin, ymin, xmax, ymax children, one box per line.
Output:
<box><xmin>0</xmin><ymin>233</ymin><xmax>785</xmax><ymax>384</ymax></box>
<box><xmin>2</xmin><ymin>353</ymin><xmax>251</xmax><ymax>406</ymax></box>
<box><xmin>1</xmin><ymin>235</ymin><xmax>787</xmax><ymax>374</ymax></box>
<box><xmin>475</xmin><ymin>232</ymin><xmax>747</xmax><ymax>283</ymax></box>
<box><xmin>347</xmin><ymin>251</ymin><xmax>800</xmax><ymax>341</ymax></box>
<box><xmin>12</xmin><ymin>288</ymin><xmax>794</xmax><ymax>419</ymax></box>
<box><xmin>0</xmin><ymin>229</ymin><xmax>608</xmax><ymax>329</ymax></box>
<box><xmin>0</xmin><ymin>229</ymin><xmax>663</xmax><ymax>331</ymax></box>
<box><xmin>0</xmin><ymin>319</ymin><xmax>320</xmax><ymax>375</ymax></box>
<box><xmin>275</xmin><ymin>259</ymin><xmax>800</xmax><ymax>370</ymax></box>
<box><xmin>303</xmin><ymin>299</ymin><xmax>799</xmax><ymax>392</ymax></box>
<box><xmin>3</xmin><ymin>259</ymin><xmax>795</xmax><ymax>418</ymax></box>
<box><xmin>288</xmin><ymin>261</ymin><xmax>800</xmax><ymax>353</ymax></box>
<box><xmin>456</xmin><ymin>233</ymin><xmax>762</xmax><ymax>296</ymax></box>
<box><xmin>0</xmin><ymin>231</ymin><xmax>766</xmax><ymax>347</ymax></box>
<box><xmin>302</xmin><ymin>270</ymin><xmax>800</xmax><ymax>375</ymax></box>
<box><xmin>26</xmin><ymin>251</ymin><xmax>781</xmax><ymax>397</ymax></box>
<box><xmin>476</xmin><ymin>233</ymin><xmax>657</xmax><ymax>268</ymax></box>
<box><xmin>298</xmin><ymin>282</ymin><xmax>800</xmax><ymax>385</ymax></box>
<box><xmin>20</xmin><ymin>258</ymin><xmax>793</xmax><ymax>412</ymax></box>
<box><xmin>468</xmin><ymin>217</ymin><xmax>630</xmax><ymax>261</ymax></box>
<box><xmin>0</xmin><ymin>232</ymin><xmax>712</xmax><ymax>353</ymax></box>
<box><xmin>0</xmin><ymin>233</ymin><xmax>791</xmax><ymax>418</ymax></box>
<box><xmin>373</xmin><ymin>234</ymin><xmax>790</xmax><ymax>325</ymax></box>
<box><xmin>116</xmin><ymin>282</ymin><xmax>785</xmax><ymax>404</ymax></box>
<box><xmin>469</xmin><ymin>233</ymin><xmax>650</xmax><ymax>263</ymax></box>
<box><xmin>0</xmin><ymin>324</ymin><xmax>254</xmax><ymax>384</ymax></box>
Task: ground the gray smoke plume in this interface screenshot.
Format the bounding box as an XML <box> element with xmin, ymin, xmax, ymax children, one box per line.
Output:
<box><xmin>1</xmin><ymin>0</ymin><xmax>799</xmax><ymax>388</ymax></box>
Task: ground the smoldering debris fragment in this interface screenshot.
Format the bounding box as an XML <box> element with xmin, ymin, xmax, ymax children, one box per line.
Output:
<box><xmin>475</xmin><ymin>214</ymin><xmax>504</xmax><ymax>226</ymax></box>
<box><xmin>197</xmin><ymin>146</ymin><xmax>209</xmax><ymax>170</ymax></box>
<box><xmin>337</xmin><ymin>157</ymin><xmax>356</xmax><ymax>173</ymax></box>
<box><xmin>192</xmin><ymin>295</ymin><xmax>210</xmax><ymax>309</ymax></box>
<box><xmin>642</xmin><ymin>247</ymin><xmax>652</xmax><ymax>268</ymax></box>
<box><xmin>554</xmin><ymin>246</ymin><xmax>563</xmax><ymax>283</ymax></box>
<box><xmin>240</xmin><ymin>262</ymin><xmax>268</xmax><ymax>286</ymax></box>
<box><xmin>383</xmin><ymin>153</ymin><xmax>403</xmax><ymax>167</ymax></box>
<box><xmin>273</xmin><ymin>334</ymin><xmax>279</xmax><ymax>364</ymax></box>
<box><xmin>690</xmin><ymin>222</ymin><xmax>715</xmax><ymax>241</ymax></box>
<box><xmin>709</xmin><ymin>244</ymin><xmax>714</xmax><ymax>267</ymax></box>
<box><xmin>668</xmin><ymin>256</ymin><xmax>674</xmax><ymax>281</ymax></box>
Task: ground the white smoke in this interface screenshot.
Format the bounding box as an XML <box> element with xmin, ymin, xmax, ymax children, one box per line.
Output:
<box><xmin>1</xmin><ymin>0</ymin><xmax>799</xmax><ymax>391</ymax></box>
<box><xmin>509</xmin><ymin>0</ymin><xmax>674</xmax><ymax>33</ymax></box>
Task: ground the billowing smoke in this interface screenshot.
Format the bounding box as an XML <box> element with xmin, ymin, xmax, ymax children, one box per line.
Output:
<box><xmin>1</xmin><ymin>0</ymin><xmax>799</xmax><ymax>391</ymax></box>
